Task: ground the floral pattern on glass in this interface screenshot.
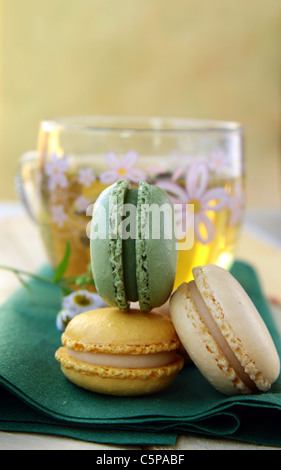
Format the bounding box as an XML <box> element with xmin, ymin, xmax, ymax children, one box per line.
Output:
<box><xmin>44</xmin><ymin>154</ymin><xmax>69</xmax><ymax>191</ymax></box>
<box><xmin>43</xmin><ymin>149</ymin><xmax>245</xmax><ymax>242</ymax></box>
<box><xmin>229</xmin><ymin>180</ymin><xmax>245</xmax><ymax>226</ymax></box>
<box><xmin>99</xmin><ymin>151</ymin><xmax>146</xmax><ymax>184</ymax></box>
<box><xmin>157</xmin><ymin>161</ymin><xmax>229</xmax><ymax>244</ymax></box>
<box><xmin>78</xmin><ymin>168</ymin><xmax>96</xmax><ymax>187</ymax></box>
<box><xmin>50</xmin><ymin>204</ymin><xmax>68</xmax><ymax>228</ymax></box>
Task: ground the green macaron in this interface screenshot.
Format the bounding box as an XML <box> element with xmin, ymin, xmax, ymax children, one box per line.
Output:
<box><xmin>90</xmin><ymin>180</ymin><xmax>178</xmax><ymax>311</ymax></box>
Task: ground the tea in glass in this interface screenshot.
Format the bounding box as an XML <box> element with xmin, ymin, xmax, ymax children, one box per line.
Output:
<box><xmin>17</xmin><ymin>117</ymin><xmax>245</xmax><ymax>287</ymax></box>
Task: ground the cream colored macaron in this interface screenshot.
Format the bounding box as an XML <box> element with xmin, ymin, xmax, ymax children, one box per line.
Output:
<box><xmin>55</xmin><ymin>307</ymin><xmax>184</xmax><ymax>396</ymax></box>
<box><xmin>170</xmin><ymin>264</ymin><xmax>280</xmax><ymax>395</ymax></box>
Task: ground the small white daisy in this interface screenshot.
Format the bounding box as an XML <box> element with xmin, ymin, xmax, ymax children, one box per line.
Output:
<box><xmin>56</xmin><ymin>290</ymin><xmax>107</xmax><ymax>331</ymax></box>
<box><xmin>56</xmin><ymin>309</ymin><xmax>76</xmax><ymax>332</ymax></box>
<box><xmin>62</xmin><ymin>290</ymin><xmax>107</xmax><ymax>314</ymax></box>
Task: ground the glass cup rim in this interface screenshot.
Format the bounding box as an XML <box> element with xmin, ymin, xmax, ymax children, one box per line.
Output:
<box><xmin>40</xmin><ymin>115</ymin><xmax>244</xmax><ymax>135</ymax></box>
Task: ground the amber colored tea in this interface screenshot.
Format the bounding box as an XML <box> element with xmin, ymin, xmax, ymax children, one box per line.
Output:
<box><xmin>174</xmin><ymin>181</ymin><xmax>243</xmax><ymax>288</ymax></box>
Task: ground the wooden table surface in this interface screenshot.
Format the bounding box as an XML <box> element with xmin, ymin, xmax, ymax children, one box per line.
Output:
<box><xmin>0</xmin><ymin>204</ymin><xmax>280</xmax><ymax>450</ymax></box>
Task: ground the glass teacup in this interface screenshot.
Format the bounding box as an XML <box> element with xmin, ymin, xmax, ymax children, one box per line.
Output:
<box><xmin>17</xmin><ymin>116</ymin><xmax>245</xmax><ymax>288</ymax></box>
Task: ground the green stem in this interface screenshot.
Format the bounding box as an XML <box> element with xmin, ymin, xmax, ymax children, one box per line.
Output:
<box><xmin>0</xmin><ymin>265</ymin><xmax>91</xmax><ymax>295</ymax></box>
<box><xmin>0</xmin><ymin>265</ymin><xmax>57</xmax><ymax>285</ymax></box>
<box><xmin>0</xmin><ymin>265</ymin><xmax>75</xmax><ymax>294</ymax></box>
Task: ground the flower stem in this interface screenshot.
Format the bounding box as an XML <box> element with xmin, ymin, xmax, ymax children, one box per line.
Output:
<box><xmin>0</xmin><ymin>265</ymin><xmax>57</xmax><ymax>286</ymax></box>
<box><xmin>0</xmin><ymin>265</ymin><xmax>75</xmax><ymax>295</ymax></box>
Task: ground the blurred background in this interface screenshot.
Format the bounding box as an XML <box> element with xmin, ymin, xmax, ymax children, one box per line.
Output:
<box><xmin>1</xmin><ymin>0</ymin><xmax>281</xmax><ymax>209</ymax></box>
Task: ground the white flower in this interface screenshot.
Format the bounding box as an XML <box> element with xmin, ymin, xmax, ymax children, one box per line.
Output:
<box><xmin>75</xmin><ymin>195</ymin><xmax>91</xmax><ymax>213</ymax></box>
<box><xmin>63</xmin><ymin>290</ymin><xmax>107</xmax><ymax>315</ymax></box>
<box><xmin>78</xmin><ymin>168</ymin><xmax>96</xmax><ymax>187</ymax></box>
<box><xmin>51</xmin><ymin>204</ymin><xmax>67</xmax><ymax>228</ymax></box>
<box><xmin>44</xmin><ymin>154</ymin><xmax>69</xmax><ymax>191</ymax></box>
<box><xmin>56</xmin><ymin>290</ymin><xmax>107</xmax><ymax>331</ymax></box>
<box><xmin>56</xmin><ymin>309</ymin><xmax>76</xmax><ymax>332</ymax></box>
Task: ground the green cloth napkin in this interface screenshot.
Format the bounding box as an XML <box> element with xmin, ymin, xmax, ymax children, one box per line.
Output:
<box><xmin>0</xmin><ymin>260</ymin><xmax>281</xmax><ymax>447</ymax></box>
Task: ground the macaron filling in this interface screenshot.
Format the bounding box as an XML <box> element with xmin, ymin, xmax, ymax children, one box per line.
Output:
<box><xmin>66</xmin><ymin>348</ymin><xmax>178</xmax><ymax>369</ymax></box>
<box><xmin>122</xmin><ymin>188</ymin><xmax>139</xmax><ymax>302</ymax></box>
<box><xmin>188</xmin><ymin>280</ymin><xmax>258</xmax><ymax>392</ymax></box>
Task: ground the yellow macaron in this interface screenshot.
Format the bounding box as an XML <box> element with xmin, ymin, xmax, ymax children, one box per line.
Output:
<box><xmin>55</xmin><ymin>307</ymin><xmax>184</xmax><ymax>396</ymax></box>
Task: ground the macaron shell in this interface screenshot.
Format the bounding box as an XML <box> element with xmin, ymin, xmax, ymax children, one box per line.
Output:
<box><xmin>193</xmin><ymin>265</ymin><xmax>280</xmax><ymax>391</ymax></box>
<box><xmin>170</xmin><ymin>283</ymin><xmax>249</xmax><ymax>395</ymax></box>
<box><xmin>90</xmin><ymin>180</ymin><xmax>129</xmax><ymax>310</ymax></box>
<box><xmin>61</xmin><ymin>308</ymin><xmax>180</xmax><ymax>355</ymax></box>
<box><xmin>90</xmin><ymin>184</ymin><xmax>115</xmax><ymax>306</ymax></box>
<box><xmin>56</xmin><ymin>347</ymin><xmax>184</xmax><ymax>396</ymax></box>
<box><xmin>136</xmin><ymin>182</ymin><xmax>178</xmax><ymax>311</ymax></box>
